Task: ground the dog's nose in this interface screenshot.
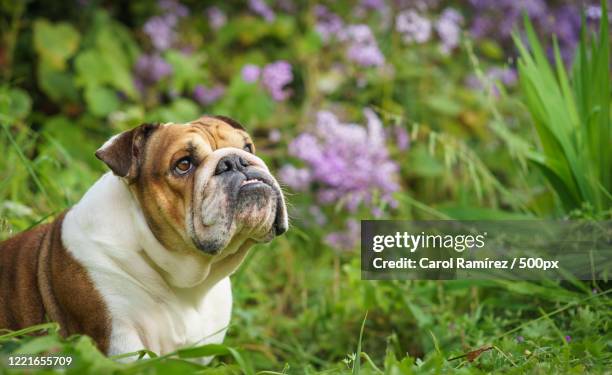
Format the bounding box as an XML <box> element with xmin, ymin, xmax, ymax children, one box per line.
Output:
<box><xmin>214</xmin><ymin>154</ymin><xmax>249</xmax><ymax>175</ymax></box>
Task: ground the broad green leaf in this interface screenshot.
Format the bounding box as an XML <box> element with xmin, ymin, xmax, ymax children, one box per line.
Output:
<box><xmin>37</xmin><ymin>61</ymin><xmax>79</xmax><ymax>102</ymax></box>
<box><xmin>95</xmin><ymin>27</ymin><xmax>137</xmax><ymax>97</ymax></box>
<box><xmin>213</xmin><ymin>75</ymin><xmax>275</xmax><ymax>125</ymax></box>
<box><xmin>166</xmin><ymin>50</ymin><xmax>207</xmax><ymax>93</ymax></box>
<box><xmin>146</xmin><ymin>98</ymin><xmax>200</xmax><ymax>123</ymax></box>
<box><xmin>13</xmin><ymin>335</ymin><xmax>61</xmax><ymax>354</ymax></box>
<box><xmin>0</xmin><ymin>87</ymin><xmax>31</xmax><ymax>121</ymax></box>
<box><xmin>84</xmin><ymin>85</ymin><xmax>120</xmax><ymax>117</ymax></box>
<box><xmin>33</xmin><ymin>20</ymin><xmax>80</xmax><ymax>70</ymax></box>
<box><xmin>74</xmin><ymin>50</ymin><xmax>112</xmax><ymax>87</ymax></box>
<box><xmin>75</xmin><ymin>49</ymin><xmax>136</xmax><ymax>98</ymax></box>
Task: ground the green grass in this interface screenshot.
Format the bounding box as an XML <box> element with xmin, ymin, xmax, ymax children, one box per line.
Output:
<box><xmin>512</xmin><ymin>3</ymin><xmax>611</xmax><ymax>215</ymax></box>
<box><xmin>1</xmin><ymin>261</ymin><xmax>611</xmax><ymax>374</ymax></box>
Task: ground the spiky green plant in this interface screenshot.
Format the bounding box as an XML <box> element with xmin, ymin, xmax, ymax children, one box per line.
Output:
<box><xmin>513</xmin><ymin>0</ymin><xmax>611</xmax><ymax>215</ymax></box>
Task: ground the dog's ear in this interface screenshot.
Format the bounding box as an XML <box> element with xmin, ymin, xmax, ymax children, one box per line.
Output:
<box><xmin>95</xmin><ymin>123</ymin><xmax>159</xmax><ymax>180</ymax></box>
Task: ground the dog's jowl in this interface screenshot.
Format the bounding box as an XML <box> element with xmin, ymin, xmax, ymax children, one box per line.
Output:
<box><xmin>0</xmin><ymin>116</ymin><xmax>288</xmax><ymax>360</ymax></box>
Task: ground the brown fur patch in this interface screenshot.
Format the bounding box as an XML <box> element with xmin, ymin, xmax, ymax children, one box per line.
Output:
<box><xmin>0</xmin><ymin>213</ymin><xmax>111</xmax><ymax>353</ymax></box>
<box><xmin>95</xmin><ymin>123</ymin><xmax>160</xmax><ymax>180</ymax></box>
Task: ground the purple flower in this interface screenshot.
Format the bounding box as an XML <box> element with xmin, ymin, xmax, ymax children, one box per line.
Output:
<box><xmin>279</xmin><ymin>165</ymin><xmax>311</xmax><ymax>191</ymax></box>
<box><xmin>207</xmin><ymin>6</ymin><xmax>227</xmax><ymax>30</ymax></box>
<box><xmin>341</xmin><ymin>24</ymin><xmax>385</xmax><ymax>67</ymax></box>
<box><xmin>315</xmin><ymin>5</ymin><xmax>345</xmax><ymax>42</ymax></box>
<box><xmin>436</xmin><ymin>8</ymin><xmax>463</xmax><ymax>54</ymax></box>
<box><xmin>487</xmin><ymin>67</ymin><xmax>517</xmax><ymax>86</ymax></box>
<box><xmin>143</xmin><ymin>0</ymin><xmax>188</xmax><ymax>51</ymax></box>
<box><xmin>516</xmin><ymin>335</ymin><xmax>525</xmax><ymax>343</ymax></box>
<box><xmin>361</xmin><ymin>0</ymin><xmax>386</xmax><ymax>10</ymax></box>
<box><xmin>465</xmin><ymin>66</ymin><xmax>517</xmax><ymax>95</ymax></box>
<box><xmin>249</xmin><ymin>0</ymin><xmax>275</xmax><ymax>22</ymax></box>
<box><xmin>143</xmin><ymin>16</ymin><xmax>176</xmax><ymax>51</ymax></box>
<box><xmin>193</xmin><ymin>84</ymin><xmax>225</xmax><ymax>105</ymax></box>
<box><xmin>565</xmin><ymin>335</ymin><xmax>571</xmax><ymax>343</ymax></box>
<box><xmin>241</xmin><ymin>64</ymin><xmax>261</xmax><ymax>83</ymax></box>
<box><xmin>325</xmin><ymin>219</ymin><xmax>360</xmax><ymax>251</ymax></box>
<box><xmin>134</xmin><ymin>54</ymin><xmax>172</xmax><ymax>92</ymax></box>
<box><xmin>308</xmin><ymin>205</ymin><xmax>327</xmax><ymax>226</ymax></box>
<box><xmin>346</xmin><ymin>44</ymin><xmax>385</xmax><ymax>67</ymax></box>
<box><xmin>159</xmin><ymin>0</ymin><xmax>188</xmax><ymax>17</ymax></box>
<box><xmin>284</xmin><ymin>109</ymin><xmax>399</xmax><ymax>214</ymax></box>
<box><xmin>586</xmin><ymin>5</ymin><xmax>602</xmax><ymax>20</ymax></box>
<box><xmin>396</xmin><ymin>10</ymin><xmax>432</xmax><ymax>44</ymax></box>
<box><xmin>277</xmin><ymin>0</ymin><xmax>295</xmax><ymax>13</ymax></box>
<box><xmin>394</xmin><ymin>126</ymin><xmax>410</xmax><ymax>151</ymax></box>
<box><xmin>468</xmin><ymin>0</ymin><xmax>562</xmax><ymax>47</ymax></box>
<box><xmin>268</xmin><ymin>129</ymin><xmax>282</xmax><ymax>143</ymax></box>
<box><xmin>262</xmin><ymin>61</ymin><xmax>293</xmax><ymax>101</ymax></box>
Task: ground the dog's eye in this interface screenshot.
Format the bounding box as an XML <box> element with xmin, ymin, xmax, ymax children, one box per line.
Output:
<box><xmin>243</xmin><ymin>143</ymin><xmax>253</xmax><ymax>153</ymax></box>
<box><xmin>174</xmin><ymin>157</ymin><xmax>193</xmax><ymax>175</ymax></box>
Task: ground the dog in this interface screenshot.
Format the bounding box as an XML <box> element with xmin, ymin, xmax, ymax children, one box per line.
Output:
<box><xmin>0</xmin><ymin>116</ymin><xmax>288</xmax><ymax>359</ymax></box>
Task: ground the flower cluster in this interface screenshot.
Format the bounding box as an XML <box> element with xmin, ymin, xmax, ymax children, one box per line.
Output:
<box><xmin>466</xmin><ymin>66</ymin><xmax>517</xmax><ymax>95</ymax></box>
<box><xmin>135</xmin><ymin>0</ymin><xmax>188</xmax><ymax>93</ymax></box>
<box><xmin>315</xmin><ymin>6</ymin><xmax>385</xmax><ymax>67</ymax></box>
<box><xmin>324</xmin><ymin>219</ymin><xmax>360</xmax><ymax>251</ymax></box>
<box><xmin>468</xmin><ymin>0</ymin><xmax>584</xmax><ymax>61</ymax></box>
<box><xmin>143</xmin><ymin>0</ymin><xmax>188</xmax><ymax>51</ymax></box>
<box><xmin>360</xmin><ymin>0</ymin><xmax>386</xmax><ymax>10</ymax></box>
<box><xmin>280</xmin><ymin>109</ymin><xmax>400</xmax><ymax>250</ymax></box>
<box><xmin>248</xmin><ymin>0</ymin><xmax>275</xmax><ymax>23</ymax></box>
<box><xmin>280</xmin><ymin>109</ymin><xmax>399</xmax><ymax>213</ymax></box>
<box><xmin>240</xmin><ymin>61</ymin><xmax>293</xmax><ymax>101</ymax></box>
<box><xmin>193</xmin><ymin>85</ymin><xmax>225</xmax><ymax>106</ymax></box>
<box><xmin>206</xmin><ymin>6</ymin><xmax>227</xmax><ymax>30</ymax></box>
<box><xmin>436</xmin><ymin>8</ymin><xmax>463</xmax><ymax>54</ymax></box>
<box><xmin>133</xmin><ymin>54</ymin><xmax>172</xmax><ymax>93</ymax></box>
<box><xmin>396</xmin><ymin>10</ymin><xmax>432</xmax><ymax>44</ymax></box>
<box><xmin>395</xmin><ymin>6</ymin><xmax>463</xmax><ymax>54</ymax></box>
<box><xmin>314</xmin><ymin>5</ymin><xmax>344</xmax><ymax>42</ymax></box>
<box><xmin>341</xmin><ymin>25</ymin><xmax>385</xmax><ymax>67</ymax></box>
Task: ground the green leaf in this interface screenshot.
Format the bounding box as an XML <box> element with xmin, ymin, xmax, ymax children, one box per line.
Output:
<box><xmin>14</xmin><ymin>335</ymin><xmax>61</xmax><ymax>355</ymax></box>
<box><xmin>166</xmin><ymin>50</ymin><xmax>207</xmax><ymax>93</ymax></box>
<box><xmin>84</xmin><ymin>85</ymin><xmax>119</xmax><ymax>117</ymax></box>
<box><xmin>75</xmin><ymin>48</ymin><xmax>136</xmax><ymax>98</ymax></box>
<box><xmin>74</xmin><ymin>50</ymin><xmax>109</xmax><ymax>87</ymax></box>
<box><xmin>177</xmin><ymin>344</ymin><xmax>230</xmax><ymax>359</ymax></box>
<box><xmin>95</xmin><ymin>27</ymin><xmax>137</xmax><ymax>97</ymax></box>
<box><xmin>0</xmin><ymin>87</ymin><xmax>31</xmax><ymax>121</ymax></box>
<box><xmin>146</xmin><ymin>98</ymin><xmax>200</xmax><ymax>123</ymax></box>
<box><xmin>67</xmin><ymin>335</ymin><xmax>120</xmax><ymax>373</ymax></box>
<box><xmin>37</xmin><ymin>61</ymin><xmax>79</xmax><ymax>102</ymax></box>
<box><xmin>33</xmin><ymin>19</ymin><xmax>80</xmax><ymax>70</ymax></box>
<box><xmin>213</xmin><ymin>76</ymin><xmax>275</xmax><ymax>125</ymax></box>
<box><xmin>425</xmin><ymin>95</ymin><xmax>462</xmax><ymax>117</ymax></box>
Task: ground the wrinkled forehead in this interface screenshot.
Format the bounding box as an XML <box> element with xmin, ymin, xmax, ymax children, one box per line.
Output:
<box><xmin>146</xmin><ymin>116</ymin><xmax>253</xmax><ymax>156</ymax></box>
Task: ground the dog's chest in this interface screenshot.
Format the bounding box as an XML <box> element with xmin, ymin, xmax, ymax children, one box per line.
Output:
<box><xmin>102</xmin><ymin>276</ymin><xmax>233</xmax><ymax>356</ymax></box>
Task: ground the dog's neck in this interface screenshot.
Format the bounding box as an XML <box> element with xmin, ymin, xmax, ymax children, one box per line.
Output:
<box><xmin>62</xmin><ymin>173</ymin><xmax>251</xmax><ymax>294</ymax></box>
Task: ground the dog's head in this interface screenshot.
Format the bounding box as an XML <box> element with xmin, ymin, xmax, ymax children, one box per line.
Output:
<box><xmin>95</xmin><ymin>116</ymin><xmax>288</xmax><ymax>260</ymax></box>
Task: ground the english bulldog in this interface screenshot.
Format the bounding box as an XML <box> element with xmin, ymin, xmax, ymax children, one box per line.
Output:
<box><xmin>0</xmin><ymin>116</ymin><xmax>288</xmax><ymax>359</ymax></box>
